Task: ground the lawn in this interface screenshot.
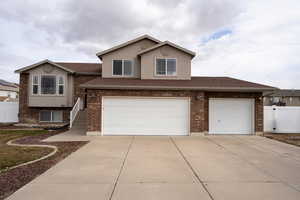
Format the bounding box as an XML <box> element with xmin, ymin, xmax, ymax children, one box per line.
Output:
<box><xmin>0</xmin><ymin>130</ymin><xmax>52</xmax><ymax>172</ymax></box>
<box><xmin>264</xmin><ymin>133</ymin><xmax>300</xmax><ymax>147</ymax></box>
<box><xmin>0</xmin><ymin>129</ymin><xmax>87</xmax><ymax>200</ymax></box>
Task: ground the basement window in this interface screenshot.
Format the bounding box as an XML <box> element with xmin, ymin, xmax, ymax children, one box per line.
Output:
<box><xmin>40</xmin><ymin>110</ymin><xmax>63</xmax><ymax>122</ymax></box>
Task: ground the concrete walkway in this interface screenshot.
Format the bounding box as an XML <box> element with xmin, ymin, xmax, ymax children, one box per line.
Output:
<box><xmin>8</xmin><ymin>135</ymin><xmax>300</xmax><ymax>200</ymax></box>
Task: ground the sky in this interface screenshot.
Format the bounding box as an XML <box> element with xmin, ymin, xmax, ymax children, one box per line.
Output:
<box><xmin>0</xmin><ymin>0</ymin><xmax>299</xmax><ymax>89</ymax></box>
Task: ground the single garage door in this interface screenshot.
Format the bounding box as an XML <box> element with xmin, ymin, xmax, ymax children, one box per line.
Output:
<box><xmin>102</xmin><ymin>97</ymin><xmax>189</xmax><ymax>135</ymax></box>
<box><xmin>209</xmin><ymin>98</ymin><xmax>254</xmax><ymax>134</ymax></box>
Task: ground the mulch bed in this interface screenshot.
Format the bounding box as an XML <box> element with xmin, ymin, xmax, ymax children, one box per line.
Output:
<box><xmin>0</xmin><ymin>129</ymin><xmax>88</xmax><ymax>200</ymax></box>
<box><xmin>264</xmin><ymin>133</ymin><xmax>300</xmax><ymax>147</ymax></box>
<box><xmin>0</xmin><ymin>125</ymin><xmax>39</xmax><ymax>130</ymax></box>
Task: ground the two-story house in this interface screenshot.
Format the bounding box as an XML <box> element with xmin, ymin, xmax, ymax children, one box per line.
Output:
<box><xmin>15</xmin><ymin>35</ymin><xmax>275</xmax><ymax>135</ymax></box>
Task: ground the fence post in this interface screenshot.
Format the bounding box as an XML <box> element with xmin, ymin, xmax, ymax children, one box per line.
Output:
<box><xmin>272</xmin><ymin>105</ymin><xmax>276</xmax><ymax>133</ymax></box>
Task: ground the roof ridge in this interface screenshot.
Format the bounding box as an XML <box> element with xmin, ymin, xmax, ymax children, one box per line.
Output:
<box><xmin>191</xmin><ymin>76</ymin><xmax>229</xmax><ymax>78</ymax></box>
<box><xmin>137</xmin><ymin>40</ymin><xmax>196</xmax><ymax>57</ymax></box>
<box><xmin>223</xmin><ymin>76</ymin><xmax>277</xmax><ymax>88</ymax></box>
<box><xmin>96</xmin><ymin>34</ymin><xmax>161</xmax><ymax>58</ymax></box>
<box><xmin>55</xmin><ymin>62</ymin><xmax>101</xmax><ymax>64</ymax></box>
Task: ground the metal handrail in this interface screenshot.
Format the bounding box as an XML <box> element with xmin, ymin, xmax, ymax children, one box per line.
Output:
<box><xmin>70</xmin><ymin>97</ymin><xmax>81</xmax><ymax>128</ymax></box>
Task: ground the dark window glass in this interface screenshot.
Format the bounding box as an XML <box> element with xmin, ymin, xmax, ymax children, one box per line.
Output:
<box><xmin>32</xmin><ymin>76</ymin><xmax>39</xmax><ymax>94</ymax></box>
<box><xmin>167</xmin><ymin>59</ymin><xmax>176</xmax><ymax>75</ymax></box>
<box><xmin>40</xmin><ymin>111</ymin><xmax>51</xmax><ymax>122</ymax></box>
<box><xmin>52</xmin><ymin>111</ymin><xmax>62</xmax><ymax>122</ymax></box>
<box><xmin>41</xmin><ymin>76</ymin><xmax>56</xmax><ymax>94</ymax></box>
<box><xmin>113</xmin><ymin>60</ymin><xmax>123</xmax><ymax>75</ymax></box>
<box><xmin>156</xmin><ymin>59</ymin><xmax>166</xmax><ymax>75</ymax></box>
<box><xmin>59</xmin><ymin>85</ymin><xmax>64</xmax><ymax>95</ymax></box>
<box><xmin>124</xmin><ymin>60</ymin><xmax>132</xmax><ymax>75</ymax></box>
<box><xmin>33</xmin><ymin>85</ymin><xmax>38</xmax><ymax>94</ymax></box>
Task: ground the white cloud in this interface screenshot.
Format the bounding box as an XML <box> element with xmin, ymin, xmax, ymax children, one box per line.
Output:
<box><xmin>0</xmin><ymin>0</ymin><xmax>299</xmax><ymax>88</ymax></box>
<box><xmin>193</xmin><ymin>0</ymin><xmax>300</xmax><ymax>88</ymax></box>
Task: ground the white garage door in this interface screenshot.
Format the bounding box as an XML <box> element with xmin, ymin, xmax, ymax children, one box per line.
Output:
<box><xmin>209</xmin><ymin>98</ymin><xmax>254</xmax><ymax>134</ymax></box>
<box><xmin>102</xmin><ymin>97</ymin><xmax>189</xmax><ymax>135</ymax></box>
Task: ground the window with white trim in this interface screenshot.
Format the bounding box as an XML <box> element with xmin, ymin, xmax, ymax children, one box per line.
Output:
<box><xmin>40</xmin><ymin>110</ymin><xmax>63</xmax><ymax>122</ymax></box>
<box><xmin>41</xmin><ymin>75</ymin><xmax>56</xmax><ymax>95</ymax></box>
<box><xmin>58</xmin><ymin>76</ymin><xmax>64</xmax><ymax>95</ymax></box>
<box><xmin>156</xmin><ymin>58</ymin><xmax>176</xmax><ymax>76</ymax></box>
<box><xmin>32</xmin><ymin>75</ymin><xmax>65</xmax><ymax>95</ymax></box>
<box><xmin>32</xmin><ymin>75</ymin><xmax>39</xmax><ymax>95</ymax></box>
<box><xmin>113</xmin><ymin>59</ymin><xmax>133</xmax><ymax>76</ymax></box>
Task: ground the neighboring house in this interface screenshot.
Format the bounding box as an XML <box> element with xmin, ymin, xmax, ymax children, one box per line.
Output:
<box><xmin>0</xmin><ymin>79</ymin><xmax>19</xmax><ymax>101</ymax></box>
<box><xmin>264</xmin><ymin>90</ymin><xmax>300</xmax><ymax>106</ymax></box>
<box><xmin>15</xmin><ymin>35</ymin><xmax>275</xmax><ymax>135</ymax></box>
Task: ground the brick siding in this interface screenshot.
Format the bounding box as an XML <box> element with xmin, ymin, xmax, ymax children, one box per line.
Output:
<box><xmin>18</xmin><ymin>73</ymin><xmax>89</xmax><ymax>123</ymax></box>
<box><xmin>86</xmin><ymin>89</ymin><xmax>263</xmax><ymax>134</ymax></box>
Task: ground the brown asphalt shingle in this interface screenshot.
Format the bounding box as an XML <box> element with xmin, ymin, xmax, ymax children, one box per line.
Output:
<box><xmin>55</xmin><ymin>62</ymin><xmax>101</xmax><ymax>73</ymax></box>
<box><xmin>80</xmin><ymin>77</ymin><xmax>276</xmax><ymax>91</ymax></box>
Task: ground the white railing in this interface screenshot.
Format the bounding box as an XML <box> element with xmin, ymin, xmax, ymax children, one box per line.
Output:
<box><xmin>70</xmin><ymin>98</ymin><xmax>81</xmax><ymax>128</ymax></box>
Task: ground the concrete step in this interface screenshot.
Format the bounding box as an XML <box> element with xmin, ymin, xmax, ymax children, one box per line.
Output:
<box><xmin>71</xmin><ymin>110</ymin><xmax>87</xmax><ymax>129</ymax></box>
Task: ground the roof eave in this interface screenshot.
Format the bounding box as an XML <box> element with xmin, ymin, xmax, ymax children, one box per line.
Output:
<box><xmin>15</xmin><ymin>59</ymin><xmax>75</xmax><ymax>74</ymax></box>
<box><xmin>96</xmin><ymin>35</ymin><xmax>161</xmax><ymax>58</ymax></box>
<box><xmin>74</xmin><ymin>72</ymin><xmax>102</xmax><ymax>76</ymax></box>
<box><xmin>137</xmin><ymin>41</ymin><xmax>196</xmax><ymax>58</ymax></box>
<box><xmin>80</xmin><ymin>84</ymin><xmax>275</xmax><ymax>92</ymax></box>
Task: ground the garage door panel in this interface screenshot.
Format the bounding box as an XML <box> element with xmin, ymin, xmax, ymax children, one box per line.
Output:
<box><xmin>103</xmin><ymin>98</ymin><xmax>189</xmax><ymax>135</ymax></box>
<box><xmin>209</xmin><ymin>99</ymin><xmax>254</xmax><ymax>135</ymax></box>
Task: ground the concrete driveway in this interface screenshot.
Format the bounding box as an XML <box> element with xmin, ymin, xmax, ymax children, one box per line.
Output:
<box><xmin>8</xmin><ymin>135</ymin><xmax>300</xmax><ymax>200</ymax></box>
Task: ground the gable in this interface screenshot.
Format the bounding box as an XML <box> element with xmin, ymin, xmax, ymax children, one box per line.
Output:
<box><xmin>28</xmin><ymin>63</ymin><xmax>69</xmax><ymax>76</ymax></box>
<box><xmin>15</xmin><ymin>60</ymin><xmax>102</xmax><ymax>74</ymax></box>
<box><xmin>101</xmin><ymin>38</ymin><xmax>158</xmax><ymax>58</ymax></box>
<box><xmin>96</xmin><ymin>35</ymin><xmax>161</xmax><ymax>59</ymax></box>
<box><xmin>137</xmin><ymin>41</ymin><xmax>196</xmax><ymax>58</ymax></box>
<box><xmin>101</xmin><ymin>38</ymin><xmax>159</xmax><ymax>79</ymax></box>
<box><xmin>15</xmin><ymin>60</ymin><xmax>74</xmax><ymax>74</ymax></box>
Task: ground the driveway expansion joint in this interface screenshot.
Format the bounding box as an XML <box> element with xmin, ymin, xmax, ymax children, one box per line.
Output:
<box><xmin>170</xmin><ymin>137</ymin><xmax>215</xmax><ymax>200</ymax></box>
<box><xmin>109</xmin><ymin>136</ymin><xmax>135</xmax><ymax>200</ymax></box>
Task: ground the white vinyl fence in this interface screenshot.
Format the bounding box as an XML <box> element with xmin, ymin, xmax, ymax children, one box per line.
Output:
<box><xmin>0</xmin><ymin>102</ymin><xmax>19</xmax><ymax>123</ymax></box>
<box><xmin>264</xmin><ymin>106</ymin><xmax>300</xmax><ymax>133</ymax></box>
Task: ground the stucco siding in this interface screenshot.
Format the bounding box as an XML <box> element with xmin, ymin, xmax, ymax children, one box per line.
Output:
<box><xmin>140</xmin><ymin>45</ymin><xmax>192</xmax><ymax>80</ymax></box>
<box><xmin>27</xmin><ymin>64</ymin><xmax>72</xmax><ymax>107</ymax></box>
<box><xmin>101</xmin><ymin>39</ymin><xmax>157</xmax><ymax>78</ymax></box>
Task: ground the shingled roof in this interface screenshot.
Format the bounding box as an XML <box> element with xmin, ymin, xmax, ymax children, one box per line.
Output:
<box><xmin>80</xmin><ymin>77</ymin><xmax>276</xmax><ymax>92</ymax></box>
<box><xmin>264</xmin><ymin>89</ymin><xmax>300</xmax><ymax>97</ymax></box>
<box><xmin>15</xmin><ymin>59</ymin><xmax>102</xmax><ymax>74</ymax></box>
<box><xmin>55</xmin><ymin>62</ymin><xmax>101</xmax><ymax>74</ymax></box>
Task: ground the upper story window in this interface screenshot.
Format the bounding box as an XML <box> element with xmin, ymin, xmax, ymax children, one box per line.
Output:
<box><xmin>112</xmin><ymin>59</ymin><xmax>133</xmax><ymax>76</ymax></box>
<box><xmin>155</xmin><ymin>58</ymin><xmax>176</xmax><ymax>76</ymax></box>
<box><xmin>32</xmin><ymin>75</ymin><xmax>65</xmax><ymax>96</ymax></box>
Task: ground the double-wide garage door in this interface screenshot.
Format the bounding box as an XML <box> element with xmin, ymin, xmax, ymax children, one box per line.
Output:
<box><xmin>209</xmin><ymin>98</ymin><xmax>254</xmax><ymax>134</ymax></box>
<box><xmin>102</xmin><ymin>97</ymin><xmax>189</xmax><ymax>135</ymax></box>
